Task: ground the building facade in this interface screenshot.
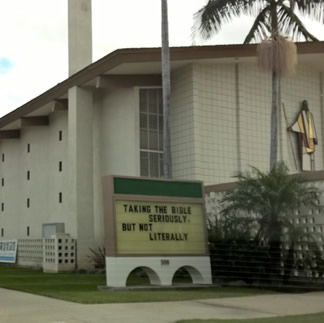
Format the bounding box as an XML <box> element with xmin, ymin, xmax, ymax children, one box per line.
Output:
<box><xmin>0</xmin><ymin>42</ymin><xmax>323</xmax><ymax>267</ymax></box>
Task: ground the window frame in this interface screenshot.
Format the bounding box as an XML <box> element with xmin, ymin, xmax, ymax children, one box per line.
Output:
<box><xmin>138</xmin><ymin>87</ymin><xmax>164</xmax><ymax>178</ymax></box>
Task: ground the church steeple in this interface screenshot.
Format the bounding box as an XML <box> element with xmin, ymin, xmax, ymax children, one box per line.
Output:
<box><xmin>68</xmin><ymin>0</ymin><xmax>92</xmax><ymax>76</ymax></box>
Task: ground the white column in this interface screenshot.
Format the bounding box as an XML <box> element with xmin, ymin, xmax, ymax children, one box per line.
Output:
<box><xmin>68</xmin><ymin>0</ymin><xmax>92</xmax><ymax>76</ymax></box>
<box><xmin>68</xmin><ymin>86</ymin><xmax>95</xmax><ymax>268</ymax></box>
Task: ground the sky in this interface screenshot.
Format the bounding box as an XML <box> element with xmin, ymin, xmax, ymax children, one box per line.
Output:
<box><xmin>0</xmin><ymin>0</ymin><xmax>324</xmax><ymax>117</ymax></box>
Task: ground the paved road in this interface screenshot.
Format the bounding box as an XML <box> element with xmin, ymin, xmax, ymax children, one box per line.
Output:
<box><xmin>1</xmin><ymin>288</ymin><xmax>324</xmax><ymax>323</ymax></box>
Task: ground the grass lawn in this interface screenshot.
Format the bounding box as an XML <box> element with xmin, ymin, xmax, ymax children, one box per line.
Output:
<box><xmin>176</xmin><ymin>312</ymin><xmax>324</xmax><ymax>323</ymax></box>
<box><xmin>0</xmin><ymin>265</ymin><xmax>276</xmax><ymax>304</ymax></box>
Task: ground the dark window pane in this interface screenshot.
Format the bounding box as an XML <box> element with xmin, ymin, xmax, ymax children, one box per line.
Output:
<box><xmin>140</xmin><ymin>129</ymin><xmax>148</xmax><ymax>149</ymax></box>
<box><xmin>148</xmin><ymin>130</ymin><xmax>158</xmax><ymax>150</ymax></box>
<box><xmin>159</xmin><ymin>116</ymin><xmax>163</xmax><ymax>131</ymax></box>
<box><xmin>159</xmin><ymin>154</ymin><xmax>164</xmax><ymax>177</ymax></box>
<box><xmin>140</xmin><ymin>152</ymin><xmax>149</xmax><ymax>176</ymax></box>
<box><xmin>149</xmin><ymin>153</ymin><xmax>159</xmax><ymax>178</ymax></box>
<box><xmin>139</xmin><ymin>90</ymin><xmax>147</xmax><ymax>113</ymax></box>
<box><xmin>159</xmin><ymin>131</ymin><xmax>163</xmax><ymax>151</ymax></box>
<box><xmin>149</xmin><ymin>114</ymin><xmax>158</xmax><ymax>130</ymax></box>
<box><xmin>148</xmin><ymin>90</ymin><xmax>157</xmax><ymax>114</ymax></box>
<box><xmin>140</xmin><ymin>113</ymin><xmax>147</xmax><ymax>129</ymax></box>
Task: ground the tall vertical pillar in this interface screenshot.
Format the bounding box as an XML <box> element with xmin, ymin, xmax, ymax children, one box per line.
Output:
<box><xmin>68</xmin><ymin>0</ymin><xmax>92</xmax><ymax>76</ymax></box>
<box><xmin>68</xmin><ymin>86</ymin><xmax>94</xmax><ymax>268</ymax></box>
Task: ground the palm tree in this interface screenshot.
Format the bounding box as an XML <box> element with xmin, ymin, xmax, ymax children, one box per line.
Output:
<box><xmin>161</xmin><ymin>0</ymin><xmax>172</xmax><ymax>178</ymax></box>
<box><xmin>221</xmin><ymin>162</ymin><xmax>319</xmax><ymax>278</ymax></box>
<box><xmin>195</xmin><ymin>0</ymin><xmax>324</xmax><ymax>169</ymax></box>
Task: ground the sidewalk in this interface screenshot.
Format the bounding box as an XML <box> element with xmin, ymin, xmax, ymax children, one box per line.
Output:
<box><xmin>0</xmin><ymin>288</ymin><xmax>324</xmax><ymax>323</ymax></box>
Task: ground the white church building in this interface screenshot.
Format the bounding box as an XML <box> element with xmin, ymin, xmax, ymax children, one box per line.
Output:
<box><xmin>0</xmin><ymin>0</ymin><xmax>324</xmax><ymax>268</ymax></box>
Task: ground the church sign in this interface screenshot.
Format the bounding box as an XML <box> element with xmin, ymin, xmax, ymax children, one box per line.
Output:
<box><xmin>102</xmin><ymin>176</ymin><xmax>211</xmax><ymax>287</ymax></box>
<box><xmin>103</xmin><ymin>176</ymin><xmax>208</xmax><ymax>257</ymax></box>
<box><xmin>115</xmin><ymin>200</ymin><xmax>206</xmax><ymax>255</ymax></box>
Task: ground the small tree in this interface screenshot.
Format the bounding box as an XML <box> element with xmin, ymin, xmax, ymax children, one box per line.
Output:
<box><xmin>221</xmin><ymin>162</ymin><xmax>319</xmax><ymax>280</ymax></box>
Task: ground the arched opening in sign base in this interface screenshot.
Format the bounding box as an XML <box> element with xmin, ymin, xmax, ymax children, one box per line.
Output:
<box><xmin>126</xmin><ymin>266</ymin><xmax>161</xmax><ymax>286</ymax></box>
<box><xmin>172</xmin><ymin>266</ymin><xmax>204</xmax><ymax>285</ymax></box>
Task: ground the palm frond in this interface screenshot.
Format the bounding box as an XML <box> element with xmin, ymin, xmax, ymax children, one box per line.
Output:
<box><xmin>278</xmin><ymin>4</ymin><xmax>318</xmax><ymax>41</ymax></box>
<box><xmin>221</xmin><ymin>162</ymin><xmax>319</xmax><ymax>240</ymax></box>
<box><xmin>294</xmin><ymin>0</ymin><xmax>324</xmax><ymax>23</ymax></box>
<box><xmin>194</xmin><ymin>0</ymin><xmax>267</xmax><ymax>39</ymax></box>
<box><xmin>244</xmin><ymin>5</ymin><xmax>271</xmax><ymax>43</ymax></box>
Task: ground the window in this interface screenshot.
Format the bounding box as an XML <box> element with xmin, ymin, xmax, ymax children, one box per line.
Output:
<box><xmin>59</xmin><ymin>192</ymin><xmax>62</xmax><ymax>204</ymax></box>
<box><xmin>27</xmin><ymin>171</ymin><xmax>30</xmax><ymax>181</ymax></box>
<box><xmin>27</xmin><ymin>226</ymin><xmax>30</xmax><ymax>237</ymax></box>
<box><xmin>1</xmin><ymin>203</ymin><xmax>4</xmax><ymax>212</ymax></box>
<box><xmin>59</xmin><ymin>130</ymin><xmax>63</xmax><ymax>141</ymax></box>
<box><xmin>1</xmin><ymin>178</ymin><xmax>4</xmax><ymax>187</ymax></box>
<box><xmin>59</xmin><ymin>161</ymin><xmax>62</xmax><ymax>172</ymax></box>
<box><xmin>27</xmin><ymin>144</ymin><xmax>30</xmax><ymax>153</ymax></box>
<box><xmin>139</xmin><ymin>88</ymin><xmax>163</xmax><ymax>177</ymax></box>
<box><xmin>1</xmin><ymin>153</ymin><xmax>4</xmax><ymax>162</ymax></box>
<box><xmin>0</xmin><ymin>228</ymin><xmax>3</xmax><ymax>237</ymax></box>
<box><xmin>27</xmin><ymin>198</ymin><xmax>30</xmax><ymax>208</ymax></box>
<box><xmin>42</xmin><ymin>223</ymin><xmax>65</xmax><ymax>238</ymax></box>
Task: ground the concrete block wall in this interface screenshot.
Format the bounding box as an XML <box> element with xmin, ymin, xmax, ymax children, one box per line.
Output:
<box><xmin>0</xmin><ymin>111</ymin><xmax>69</xmax><ymax>240</ymax></box>
<box><xmin>192</xmin><ymin>63</ymin><xmax>239</xmax><ymax>184</ymax></box>
<box><xmin>17</xmin><ymin>238</ymin><xmax>43</xmax><ymax>267</ymax></box>
<box><xmin>205</xmin><ymin>179</ymin><xmax>324</xmax><ymax>256</ymax></box>
<box><xmin>171</xmin><ymin>61</ymin><xmax>324</xmax><ymax>185</ymax></box>
<box><xmin>171</xmin><ymin>65</ymin><xmax>196</xmax><ymax>179</ymax></box>
<box><xmin>238</xmin><ymin>63</ymin><xmax>271</xmax><ymax>173</ymax></box>
<box><xmin>100</xmin><ymin>88</ymin><xmax>140</xmax><ymax>177</ymax></box>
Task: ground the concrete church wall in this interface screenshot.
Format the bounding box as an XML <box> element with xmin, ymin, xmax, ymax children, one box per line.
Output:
<box><xmin>0</xmin><ymin>111</ymin><xmax>70</xmax><ymax>240</ymax></box>
<box><xmin>170</xmin><ymin>61</ymin><xmax>324</xmax><ymax>185</ymax></box>
<box><xmin>192</xmin><ymin>63</ymin><xmax>239</xmax><ymax>184</ymax></box>
<box><xmin>171</xmin><ymin>65</ymin><xmax>196</xmax><ymax>180</ymax></box>
<box><xmin>100</xmin><ymin>88</ymin><xmax>140</xmax><ymax>177</ymax></box>
<box><xmin>237</xmin><ymin>63</ymin><xmax>271</xmax><ymax>174</ymax></box>
<box><xmin>90</xmin><ymin>88</ymin><xmax>142</xmax><ymax>249</ymax></box>
<box><xmin>280</xmin><ymin>66</ymin><xmax>324</xmax><ymax>172</ymax></box>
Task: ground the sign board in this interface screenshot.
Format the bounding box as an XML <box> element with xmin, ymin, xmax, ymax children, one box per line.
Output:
<box><xmin>115</xmin><ymin>200</ymin><xmax>206</xmax><ymax>255</ymax></box>
<box><xmin>103</xmin><ymin>176</ymin><xmax>208</xmax><ymax>257</ymax></box>
<box><xmin>103</xmin><ymin>176</ymin><xmax>212</xmax><ymax>288</ymax></box>
<box><xmin>0</xmin><ymin>240</ymin><xmax>17</xmax><ymax>263</ymax></box>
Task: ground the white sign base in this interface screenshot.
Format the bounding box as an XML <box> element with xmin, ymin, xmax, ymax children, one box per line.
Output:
<box><xmin>105</xmin><ymin>256</ymin><xmax>212</xmax><ymax>287</ymax></box>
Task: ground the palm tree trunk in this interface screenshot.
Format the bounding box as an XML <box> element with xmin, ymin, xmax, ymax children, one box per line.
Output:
<box><xmin>161</xmin><ymin>0</ymin><xmax>172</xmax><ymax>178</ymax></box>
<box><xmin>270</xmin><ymin>69</ymin><xmax>279</xmax><ymax>169</ymax></box>
<box><xmin>269</xmin><ymin>0</ymin><xmax>279</xmax><ymax>169</ymax></box>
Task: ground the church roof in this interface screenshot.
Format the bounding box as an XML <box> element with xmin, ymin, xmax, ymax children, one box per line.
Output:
<box><xmin>0</xmin><ymin>41</ymin><xmax>324</xmax><ymax>130</ymax></box>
